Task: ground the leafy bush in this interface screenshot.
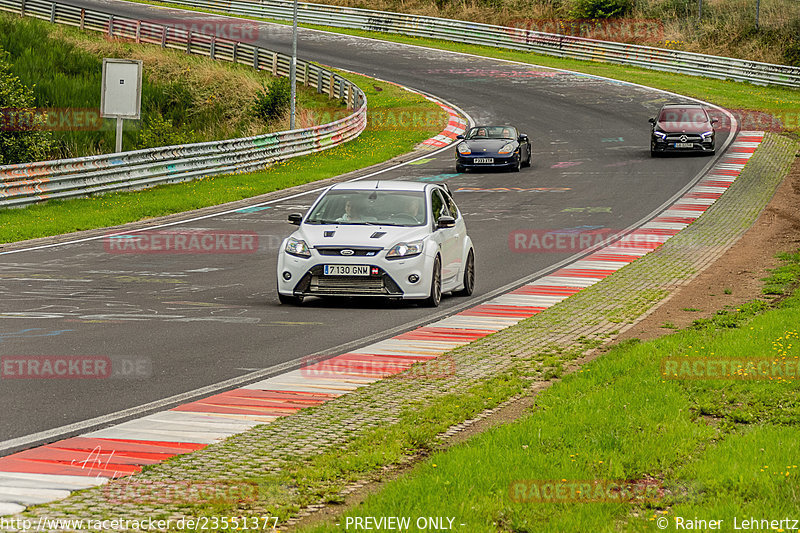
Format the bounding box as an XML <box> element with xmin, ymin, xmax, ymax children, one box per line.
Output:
<box><xmin>135</xmin><ymin>112</ymin><xmax>195</xmax><ymax>149</ymax></box>
<box><xmin>570</xmin><ymin>0</ymin><xmax>633</xmax><ymax>18</ymax></box>
<box><xmin>784</xmin><ymin>41</ymin><xmax>800</xmax><ymax>66</ymax></box>
<box><xmin>252</xmin><ymin>76</ymin><xmax>291</xmax><ymax>123</ymax></box>
<box><xmin>0</xmin><ymin>48</ymin><xmax>53</xmax><ymax>164</ymax></box>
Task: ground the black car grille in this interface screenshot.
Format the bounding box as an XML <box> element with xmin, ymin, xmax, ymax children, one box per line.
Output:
<box><xmin>293</xmin><ymin>266</ymin><xmax>403</xmax><ymax>297</ymax></box>
<box><xmin>315</xmin><ymin>247</ymin><xmax>382</xmax><ymax>257</ymax></box>
<box><xmin>664</xmin><ymin>134</ymin><xmax>703</xmax><ymax>142</ymax></box>
<box><xmin>310</xmin><ymin>276</ymin><xmax>386</xmax><ymax>294</ymax></box>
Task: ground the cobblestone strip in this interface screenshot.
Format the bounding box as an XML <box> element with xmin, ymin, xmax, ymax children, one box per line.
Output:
<box><xmin>6</xmin><ymin>132</ymin><xmax>798</xmax><ymax>530</ymax></box>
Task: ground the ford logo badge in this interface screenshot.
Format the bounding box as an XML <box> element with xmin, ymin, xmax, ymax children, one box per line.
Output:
<box><xmin>340</xmin><ymin>249</ymin><xmax>355</xmax><ymax>256</ymax></box>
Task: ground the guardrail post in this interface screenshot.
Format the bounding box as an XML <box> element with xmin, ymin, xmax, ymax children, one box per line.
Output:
<box><xmin>338</xmin><ymin>79</ymin><xmax>344</xmax><ymax>100</ymax></box>
<box><xmin>210</xmin><ymin>36</ymin><xmax>216</xmax><ymax>60</ymax></box>
<box><xmin>232</xmin><ymin>41</ymin><xmax>238</xmax><ymax>64</ymax></box>
<box><xmin>108</xmin><ymin>15</ymin><xmax>113</xmax><ymax>37</ymax></box>
<box><xmin>316</xmin><ymin>69</ymin><xmax>323</xmax><ymax>93</ymax></box>
<box><xmin>49</xmin><ymin>3</ymin><xmax>55</xmax><ymax>23</ymax></box>
<box><xmin>253</xmin><ymin>47</ymin><xmax>259</xmax><ymax>69</ymax></box>
<box><xmin>272</xmin><ymin>52</ymin><xmax>278</xmax><ymax>75</ymax></box>
<box><xmin>328</xmin><ymin>73</ymin><xmax>336</xmax><ymax>98</ymax></box>
<box><xmin>186</xmin><ymin>30</ymin><xmax>192</xmax><ymax>53</ymax></box>
<box><xmin>80</xmin><ymin>8</ymin><xmax>84</xmax><ymax>30</ymax></box>
<box><xmin>19</xmin><ymin>0</ymin><xmax>24</xmax><ymax>16</ymax></box>
<box><xmin>135</xmin><ymin>21</ymin><xmax>141</xmax><ymax>43</ymax></box>
<box><xmin>161</xmin><ymin>25</ymin><xmax>166</xmax><ymax>48</ymax></box>
<box><xmin>303</xmin><ymin>62</ymin><xmax>309</xmax><ymax>86</ymax></box>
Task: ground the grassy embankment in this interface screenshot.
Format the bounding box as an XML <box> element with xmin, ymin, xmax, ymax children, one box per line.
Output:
<box><xmin>0</xmin><ymin>11</ymin><xmax>340</xmax><ymax>159</ymax></box>
<box><xmin>298</xmin><ymin>251</ymin><xmax>800</xmax><ymax>531</ymax></box>
<box><xmin>0</xmin><ymin>14</ymin><xmax>446</xmax><ymax>243</ymax></box>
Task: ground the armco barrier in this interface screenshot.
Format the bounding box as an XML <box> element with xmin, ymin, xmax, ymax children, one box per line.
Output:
<box><xmin>0</xmin><ymin>0</ymin><xmax>366</xmax><ymax>207</ymax></box>
<box><xmin>157</xmin><ymin>0</ymin><xmax>800</xmax><ymax>88</ymax></box>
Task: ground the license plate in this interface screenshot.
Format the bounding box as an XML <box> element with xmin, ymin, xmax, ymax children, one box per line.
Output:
<box><xmin>675</xmin><ymin>142</ymin><xmax>693</xmax><ymax>148</ymax></box>
<box><xmin>473</xmin><ymin>158</ymin><xmax>494</xmax><ymax>164</ymax></box>
<box><xmin>324</xmin><ymin>264</ymin><xmax>370</xmax><ymax>276</ymax></box>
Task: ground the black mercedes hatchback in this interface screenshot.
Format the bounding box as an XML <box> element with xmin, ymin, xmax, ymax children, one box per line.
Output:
<box><xmin>649</xmin><ymin>104</ymin><xmax>718</xmax><ymax>157</ymax></box>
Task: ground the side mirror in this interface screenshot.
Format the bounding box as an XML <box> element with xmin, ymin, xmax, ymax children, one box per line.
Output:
<box><xmin>288</xmin><ymin>213</ymin><xmax>303</xmax><ymax>225</ymax></box>
<box><xmin>437</xmin><ymin>216</ymin><xmax>456</xmax><ymax>229</ymax></box>
<box><xmin>648</xmin><ymin>118</ymin><xmax>656</xmax><ymax>124</ymax></box>
<box><xmin>710</xmin><ymin>118</ymin><xmax>719</xmax><ymax>125</ymax></box>
<box><xmin>456</xmin><ymin>134</ymin><xmax>465</xmax><ymax>140</ymax></box>
<box><xmin>518</xmin><ymin>134</ymin><xmax>529</xmax><ymax>142</ymax></box>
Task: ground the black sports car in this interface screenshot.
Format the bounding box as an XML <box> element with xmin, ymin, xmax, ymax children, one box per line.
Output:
<box><xmin>649</xmin><ymin>104</ymin><xmax>718</xmax><ymax>156</ymax></box>
<box><xmin>455</xmin><ymin>125</ymin><xmax>531</xmax><ymax>172</ymax></box>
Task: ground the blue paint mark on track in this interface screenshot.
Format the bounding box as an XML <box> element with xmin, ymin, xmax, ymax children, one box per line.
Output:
<box><xmin>235</xmin><ymin>206</ymin><xmax>273</xmax><ymax>213</ymax></box>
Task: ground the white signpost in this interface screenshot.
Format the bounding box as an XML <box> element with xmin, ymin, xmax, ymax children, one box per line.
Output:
<box><xmin>100</xmin><ymin>59</ymin><xmax>143</xmax><ymax>153</ymax></box>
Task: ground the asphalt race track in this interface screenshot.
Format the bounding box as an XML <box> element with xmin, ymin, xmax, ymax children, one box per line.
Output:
<box><xmin>0</xmin><ymin>0</ymin><xmax>733</xmax><ymax>451</ymax></box>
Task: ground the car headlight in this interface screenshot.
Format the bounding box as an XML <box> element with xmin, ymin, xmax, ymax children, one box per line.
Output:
<box><xmin>653</xmin><ymin>130</ymin><xmax>667</xmax><ymax>141</ymax></box>
<box><xmin>386</xmin><ymin>240</ymin><xmax>424</xmax><ymax>259</ymax></box>
<box><xmin>701</xmin><ymin>130</ymin><xmax>714</xmax><ymax>141</ymax></box>
<box><xmin>498</xmin><ymin>142</ymin><xmax>516</xmax><ymax>154</ymax></box>
<box><xmin>457</xmin><ymin>143</ymin><xmax>471</xmax><ymax>155</ymax></box>
<box><xmin>285</xmin><ymin>237</ymin><xmax>311</xmax><ymax>258</ymax></box>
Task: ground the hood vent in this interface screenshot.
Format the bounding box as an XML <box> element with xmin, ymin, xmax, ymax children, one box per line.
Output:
<box><xmin>324</xmin><ymin>231</ymin><xmax>335</xmax><ymax>238</ymax></box>
<box><xmin>370</xmin><ymin>232</ymin><xmax>387</xmax><ymax>239</ymax></box>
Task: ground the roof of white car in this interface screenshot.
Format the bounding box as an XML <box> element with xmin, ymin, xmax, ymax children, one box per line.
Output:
<box><xmin>328</xmin><ymin>180</ymin><xmax>431</xmax><ymax>192</ymax></box>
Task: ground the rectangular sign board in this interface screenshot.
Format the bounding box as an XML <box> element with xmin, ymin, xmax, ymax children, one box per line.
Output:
<box><xmin>100</xmin><ymin>59</ymin><xmax>143</xmax><ymax>119</ymax></box>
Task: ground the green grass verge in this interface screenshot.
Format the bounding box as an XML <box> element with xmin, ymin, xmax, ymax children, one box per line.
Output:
<box><xmin>295</xmin><ymin>250</ymin><xmax>800</xmax><ymax>532</ymax></box>
<box><xmin>0</xmin><ymin>74</ymin><xmax>445</xmax><ymax>243</ymax></box>
<box><xmin>132</xmin><ymin>0</ymin><xmax>800</xmax><ymax>133</ymax></box>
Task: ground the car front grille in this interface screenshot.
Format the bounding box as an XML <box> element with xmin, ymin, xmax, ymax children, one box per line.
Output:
<box><xmin>664</xmin><ymin>134</ymin><xmax>703</xmax><ymax>142</ymax></box>
<box><xmin>310</xmin><ymin>276</ymin><xmax>387</xmax><ymax>294</ymax></box>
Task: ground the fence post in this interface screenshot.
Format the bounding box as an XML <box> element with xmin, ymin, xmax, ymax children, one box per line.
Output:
<box><xmin>210</xmin><ymin>36</ymin><xmax>216</xmax><ymax>60</ymax></box>
<box><xmin>272</xmin><ymin>52</ymin><xmax>278</xmax><ymax>75</ymax></box>
<box><xmin>20</xmin><ymin>0</ymin><xmax>24</xmax><ymax>16</ymax></box>
<box><xmin>328</xmin><ymin>73</ymin><xmax>336</xmax><ymax>98</ymax></box>
<box><xmin>186</xmin><ymin>30</ymin><xmax>192</xmax><ymax>53</ymax></box>
<box><xmin>49</xmin><ymin>3</ymin><xmax>55</xmax><ymax>23</ymax></box>
<box><xmin>108</xmin><ymin>15</ymin><xmax>113</xmax><ymax>37</ymax></box>
<box><xmin>136</xmin><ymin>20</ymin><xmax>141</xmax><ymax>43</ymax></box>
<box><xmin>80</xmin><ymin>8</ymin><xmax>84</xmax><ymax>30</ymax></box>
<box><xmin>303</xmin><ymin>62</ymin><xmax>309</xmax><ymax>85</ymax></box>
<box><xmin>233</xmin><ymin>41</ymin><xmax>238</xmax><ymax>63</ymax></box>
<box><xmin>253</xmin><ymin>47</ymin><xmax>259</xmax><ymax>69</ymax></box>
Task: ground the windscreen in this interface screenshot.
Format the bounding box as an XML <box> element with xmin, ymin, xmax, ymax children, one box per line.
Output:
<box><xmin>305</xmin><ymin>190</ymin><xmax>427</xmax><ymax>226</ymax></box>
<box><xmin>658</xmin><ymin>107</ymin><xmax>709</xmax><ymax>124</ymax></box>
<box><xmin>465</xmin><ymin>126</ymin><xmax>517</xmax><ymax>140</ymax></box>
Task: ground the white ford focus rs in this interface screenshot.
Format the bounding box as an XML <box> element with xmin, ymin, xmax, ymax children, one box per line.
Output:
<box><xmin>277</xmin><ymin>180</ymin><xmax>475</xmax><ymax>307</ymax></box>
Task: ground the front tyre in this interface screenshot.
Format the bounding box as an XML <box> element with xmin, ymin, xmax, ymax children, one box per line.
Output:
<box><xmin>422</xmin><ymin>256</ymin><xmax>442</xmax><ymax>307</ymax></box>
<box><xmin>454</xmin><ymin>249</ymin><xmax>475</xmax><ymax>297</ymax></box>
<box><xmin>511</xmin><ymin>157</ymin><xmax>521</xmax><ymax>172</ymax></box>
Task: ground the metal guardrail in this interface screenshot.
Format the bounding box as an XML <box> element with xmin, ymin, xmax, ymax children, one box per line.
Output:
<box><xmin>0</xmin><ymin>0</ymin><xmax>366</xmax><ymax>207</ymax></box>
<box><xmin>159</xmin><ymin>0</ymin><xmax>800</xmax><ymax>88</ymax></box>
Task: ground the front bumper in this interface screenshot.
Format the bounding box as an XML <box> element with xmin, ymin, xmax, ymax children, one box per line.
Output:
<box><xmin>277</xmin><ymin>249</ymin><xmax>434</xmax><ymax>300</ymax></box>
<box><xmin>456</xmin><ymin>153</ymin><xmax>519</xmax><ymax>169</ymax></box>
<box><xmin>652</xmin><ymin>138</ymin><xmax>715</xmax><ymax>153</ymax></box>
